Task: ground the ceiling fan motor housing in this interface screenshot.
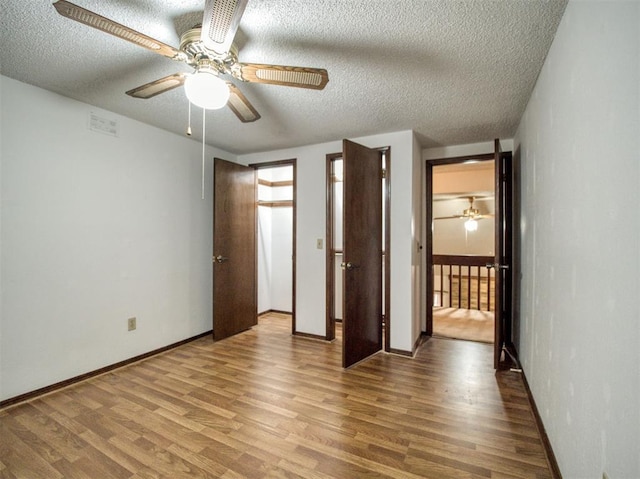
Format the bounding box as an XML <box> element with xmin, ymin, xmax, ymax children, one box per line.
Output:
<box><xmin>180</xmin><ymin>27</ymin><xmax>239</xmax><ymax>75</ymax></box>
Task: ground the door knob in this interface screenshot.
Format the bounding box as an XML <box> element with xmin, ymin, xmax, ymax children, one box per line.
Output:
<box><xmin>486</xmin><ymin>263</ymin><xmax>509</xmax><ymax>270</ymax></box>
<box><xmin>214</xmin><ymin>255</ymin><xmax>229</xmax><ymax>264</ymax></box>
<box><xmin>341</xmin><ymin>262</ymin><xmax>357</xmax><ymax>270</ymax></box>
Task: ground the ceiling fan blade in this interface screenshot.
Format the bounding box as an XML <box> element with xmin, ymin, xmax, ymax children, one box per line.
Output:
<box><xmin>126</xmin><ymin>73</ymin><xmax>187</xmax><ymax>99</ymax></box>
<box><xmin>434</xmin><ymin>215</ymin><xmax>464</xmax><ymax>220</ymax></box>
<box><xmin>53</xmin><ymin>0</ymin><xmax>183</xmax><ymax>60</ymax></box>
<box><xmin>226</xmin><ymin>83</ymin><xmax>260</xmax><ymax>122</ymax></box>
<box><xmin>238</xmin><ymin>63</ymin><xmax>329</xmax><ymax>90</ymax></box>
<box><xmin>201</xmin><ymin>0</ymin><xmax>248</xmax><ymax>55</ymax></box>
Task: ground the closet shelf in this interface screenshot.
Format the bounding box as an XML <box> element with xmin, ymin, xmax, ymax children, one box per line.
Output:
<box><xmin>257</xmin><ymin>200</ymin><xmax>293</xmax><ymax>208</ymax></box>
<box><xmin>258</xmin><ymin>178</ymin><xmax>293</xmax><ymax>188</ymax></box>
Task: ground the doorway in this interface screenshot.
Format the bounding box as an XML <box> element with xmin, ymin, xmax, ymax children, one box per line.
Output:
<box><xmin>252</xmin><ymin>160</ymin><xmax>297</xmax><ymax>334</ymax></box>
<box><xmin>425</xmin><ymin>140</ymin><xmax>514</xmax><ymax>369</ymax></box>
<box><xmin>431</xmin><ymin>160</ymin><xmax>496</xmax><ymax>344</ymax></box>
<box><xmin>326</xmin><ymin>142</ymin><xmax>391</xmax><ymax>368</ymax></box>
<box><xmin>212</xmin><ymin>158</ymin><xmax>297</xmax><ymax>341</ymax></box>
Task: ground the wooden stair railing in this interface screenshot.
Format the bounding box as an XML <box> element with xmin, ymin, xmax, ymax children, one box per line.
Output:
<box><xmin>433</xmin><ymin>254</ymin><xmax>495</xmax><ymax>311</ymax></box>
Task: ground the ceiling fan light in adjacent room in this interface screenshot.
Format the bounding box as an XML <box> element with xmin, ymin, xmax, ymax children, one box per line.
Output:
<box><xmin>465</xmin><ymin>218</ymin><xmax>478</xmax><ymax>232</ymax></box>
<box><xmin>184</xmin><ymin>67</ymin><xmax>230</xmax><ymax>110</ymax></box>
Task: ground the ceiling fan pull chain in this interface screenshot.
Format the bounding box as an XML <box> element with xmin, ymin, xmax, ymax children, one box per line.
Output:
<box><xmin>202</xmin><ymin>108</ymin><xmax>206</xmax><ymax>200</ymax></box>
<box><xmin>187</xmin><ymin>101</ymin><xmax>192</xmax><ymax>136</ymax></box>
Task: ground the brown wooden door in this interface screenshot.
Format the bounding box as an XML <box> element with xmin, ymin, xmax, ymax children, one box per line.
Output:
<box><xmin>342</xmin><ymin>140</ymin><xmax>383</xmax><ymax>368</ymax></box>
<box><xmin>493</xmin><ymin>139</ymin><xmax>513</xmax><ymax>368</ymax></box>
<box><xmin>213</xmin><ymin>158</ymin><xmax>257</xmax><ymax>340</ymax></box>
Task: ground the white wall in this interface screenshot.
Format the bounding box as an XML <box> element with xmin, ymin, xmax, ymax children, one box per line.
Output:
<box><xmin>269</xmin><ymin>206</ymin><xmax>293</xmax><ymax>311</ymax></box>
<box><xmin>0</xmin><ymin>76</ymin><xmax>235</xmax><ymax>401</ymax></box>
<box><xmin>257</xmin><ymin>203</ymin><xmax>273</xmax><ymax>312</ymax></box>
<box><xmin>239</xmin><ymin>131</ymin><xmax>419</xmax><ymax>352</ymax></box>
<box><xmin>514</xmin><ymin>2</ymin><xmax>639</xmax><ymax>478</ymax></box>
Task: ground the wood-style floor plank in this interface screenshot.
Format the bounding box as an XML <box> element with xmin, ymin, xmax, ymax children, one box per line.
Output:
<box><xmin>0</xmin><ymin>314</ymin><xmax>553</xmax><ymax>478</ymax></box>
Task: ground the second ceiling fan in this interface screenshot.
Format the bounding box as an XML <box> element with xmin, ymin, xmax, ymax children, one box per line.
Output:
<box><xmin>434</xmin><ymin>196</ymin><xmax>494</xmax><ymax>231</ymax></box>
<box><xmin>434</xmin><ymin>196</ymin><xmax>494</xmax><ymax>221</ymax></box>
<box><xmin>53</xmin><ymin>0</ymin><xmax>329</xmax><ymax>123</ymax></box>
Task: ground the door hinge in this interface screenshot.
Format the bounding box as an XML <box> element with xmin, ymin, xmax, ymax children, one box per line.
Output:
<box><xmin>382</xmin><ymin>169</ymin><xmax>387</xmax><ymax>179</ymax></box>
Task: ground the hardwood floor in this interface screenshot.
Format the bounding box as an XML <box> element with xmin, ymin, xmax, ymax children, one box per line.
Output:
<box><xmin>432</xmin><ymin>307</ymin><xmax>495</xmax><ymax>344</ymax></box>
<box><xmin>0</xmin><ymin>313</ymin><xmax>552</xmax><ymax>478</ymax></box>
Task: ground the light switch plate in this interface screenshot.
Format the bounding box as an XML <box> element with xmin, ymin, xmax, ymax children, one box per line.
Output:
<box><xmin>316</xmin><ymin>238</ymin><xmax>323</xmax><ymax>249</ymax></box>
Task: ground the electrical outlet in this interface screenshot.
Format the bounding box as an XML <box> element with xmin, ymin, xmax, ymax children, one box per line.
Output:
<box><xmin>127</xmin><ymin>317</ymin><xmax>136</xmax><ymax>331</ymax></box>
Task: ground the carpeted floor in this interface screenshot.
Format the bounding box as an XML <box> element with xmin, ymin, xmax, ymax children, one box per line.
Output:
<box><xmin>433</xmin><ymin>307</ymin><xmax>494</xmax><ymax>343</ymax></box>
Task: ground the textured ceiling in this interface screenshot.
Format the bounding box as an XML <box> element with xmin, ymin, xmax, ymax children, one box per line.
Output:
<box><xmin>0</xmin><ymin>0</ymin><xmax>567</xmax><ymax>154</ymax></box>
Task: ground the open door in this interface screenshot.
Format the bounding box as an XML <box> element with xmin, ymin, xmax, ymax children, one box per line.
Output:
<box><xmin>342</xmin><ymin>140</ymin><xmax>383</xmax><ymax>368</ymax></box>
<box><xmin>493</xmin><ymin>139</ymin><xmax>513</xmax><ymax>368</ymax></box>
<box><xmin>213</xmin><ymin>158</ymin><xmax>257</xmax><ymax>340</ymax></box>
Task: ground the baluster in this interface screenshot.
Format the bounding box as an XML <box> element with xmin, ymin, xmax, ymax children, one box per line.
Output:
<box><xmin>440</xmin><ymin>264</ymin><xmax>444</xmax><ymax>306</ymax></box>
<box><xmin>448</xmin><ymin>264</ymin><xmax>453</xmax><ymax>307</ymax></box>
<box><xmin>457</xmin><ymin>265</ymin><xmax>462</xmax><ymax>309</ymax></box>
<box><xmin>487</xmin><ymin>268</ymin><xmax>491</xmax><ymax>312</ymax></box>
<box><xmin>477</xmin><ymin>266</ymin><xmax>481</xmax><ymax>310</ymax></box>
<box><xmin>467</xmin><ymin>265</ymin><xmax>471</xmax><ymax>309</ymax></box>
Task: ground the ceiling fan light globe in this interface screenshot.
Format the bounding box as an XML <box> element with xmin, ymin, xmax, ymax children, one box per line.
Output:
<box><xmin>465</xmin><ymin>218</ymin><xmax>478</xmax><ymax>232</ymax></box>
<box><xmin>184</xmin><ymin>70</ymin><xmax>230</xmax><ymax>110</ymax></box>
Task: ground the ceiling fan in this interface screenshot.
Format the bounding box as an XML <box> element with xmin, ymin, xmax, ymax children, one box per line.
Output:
<box><xmin>434</xmin><ymin>196</ymin><xmax>494</xmax><ymax>223</ymax></box>
<box><xmin>52</xmin><ymin>0</ymin><xmax>329</xmax><ymax>123</ymax></box>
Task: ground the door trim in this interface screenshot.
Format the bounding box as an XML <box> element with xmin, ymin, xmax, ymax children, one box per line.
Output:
<box><xmin>250</xmin><ymin>159</ymin><xmax>297</xmax><ymax>335</ymax></box>
<box><xmin>325</xmin><ymin>148</ymin><xmax>390</xmax><ymax>352</ymax></box>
